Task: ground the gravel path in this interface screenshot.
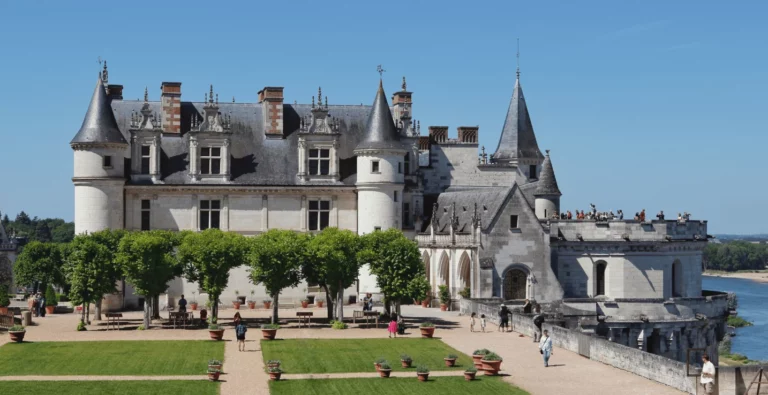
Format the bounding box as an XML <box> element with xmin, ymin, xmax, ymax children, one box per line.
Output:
<box><xmin>0</xmin><ymin>375</ymin><xmax>206</xmax><ymax>381</ymax></box>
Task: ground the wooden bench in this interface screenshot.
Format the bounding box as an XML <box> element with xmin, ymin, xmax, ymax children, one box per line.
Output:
<box><xmin>296</xmin><ymin>312</ymin><xmax>313</xmax><ymax>328</ymax></box>
<box><xmin>13</xmin><ymin>294</ymin><xmax>25</xmax><ymax>302</ymax></box>
<box><xmin>169</xmin><ymin>312</ymin><xmax>193</xmax><ymax>329</ymax></box>
<box><xmin>353</xmin><ymin>311</ymin><xmax>380</xmax><ymax>328</ymax></box>
<box><xmin>105</xmin><ymin>313</ymin><xmax>123</xmax><ymax>331</ymax></box>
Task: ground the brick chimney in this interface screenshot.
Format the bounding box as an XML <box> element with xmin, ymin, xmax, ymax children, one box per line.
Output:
<box><xmin>258</xmin><ymin>87</ymin><xmax>284</xmax><ymax>139</ymax></box>
<box><xmin>107</xmin><ymin>84</ymin><xmax>123</xmax><ymax>100</ymax></box>
<box><xmin>428</xmin><ymin>126</ymin><xmax>448</xmax><ymax>143</ymax></box>
<box><xmin>457</xmin><ymin>126</ymin><xmax>479</xmax><ymax>143</ymax></box>
<box><xmin>161</xmin><ymin>82</ymin><xmax>182</xmax><ymax>134</ymax></box>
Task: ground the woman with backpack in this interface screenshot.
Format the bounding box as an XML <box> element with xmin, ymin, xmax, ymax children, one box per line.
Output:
<box><xmin>235</xmin><ymin>318</ymin><xmax>248</xmax><ymax>351</ymax></box>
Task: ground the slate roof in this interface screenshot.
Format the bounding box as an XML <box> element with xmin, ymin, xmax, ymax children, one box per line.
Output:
<box><xmin>71</xmin><ymin>77</ymin><xmax>128</xmax><ymax>146</ymax></box>
<box><xmin>534</xmin><ymin>151</ymin><xmax>561</xmax><ymax>196</ymax></box>
<box><xmin>433</xmin><ymin>187</ymin><xmax>512</xmax><ymax>233</ymax></box>
<box><xmin>491</xmin><ymin>78</ymin><xmax>543</xmax><ymax>162</ymax></box>
<box><xmin>355</xmin><ymin>81</ymin><xmax>404</xmax><ymax>151</ymax></box>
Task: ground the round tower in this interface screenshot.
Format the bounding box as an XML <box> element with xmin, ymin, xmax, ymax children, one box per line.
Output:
<box><xmin>534</xmin><ymin>150</ymin><xmax>562</xmax><ymax>219</ymax></box>
<box><xmin>71</xmin><ymin>76</ymin><xmax>128</xmax><ymax>234</ymax></box>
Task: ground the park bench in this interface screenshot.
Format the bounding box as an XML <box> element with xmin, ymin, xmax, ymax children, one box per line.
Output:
<box><xmin>14</xmin><ymin>294</ymin><xmax>25</xmax><ymax>302</ymax></box>
<box><xmin>169</xmin><ymin>311</ymin><xmax>193</xmax><ymax>329</ymax></box>
<box><xmin>105</xmin><ymin>313</ymin><xmax>123</xmax><ymax>331</ymax></box>
<box><xmin>353</xmin><ymin>310</ymin><xmax>380</xmax><ymax>328</ymax></box>
<box><xmin>296</xmin><ymin>311</ymin><xmax>313</xmax><ymax>328</ymax></box>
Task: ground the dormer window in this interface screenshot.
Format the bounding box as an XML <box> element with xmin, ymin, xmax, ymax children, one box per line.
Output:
<box><xmin>103</xmin><ymin>155</ymin><xmax>112</xmax><ymax>169</ymax></box>
<box><xmin>371</xmin><ymin>160</ymin><xmax>380</xmax><ymax>173</ymax></box>
<box><xmin>140</xmin><ymin>145</ymin><xmax>151</xmax><ymax>174</ymax></box>
<box><xmin>201</xmin><ymin>147</ymin><xmax>221</xmax><ymax>175</ymax></box>
<box><xmin>529</xmin><ymin>164</ymin><xmax>537</xmax><ymax>180</ymax></box>
<box><xmin>309</xmin><ymin>149</ymin><xmax>330</xmax><ymax>176</ymax></box>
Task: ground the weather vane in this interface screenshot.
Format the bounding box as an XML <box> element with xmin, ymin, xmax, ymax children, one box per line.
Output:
<box><xmin>377</xmin><ymin>64</ymin><xmax>386</xmax><ymax>78</ymax></box>
<box><xmin>516</xmin><ymin>38</ymin><xmax>520</xmax><ymax>78</ymax></box>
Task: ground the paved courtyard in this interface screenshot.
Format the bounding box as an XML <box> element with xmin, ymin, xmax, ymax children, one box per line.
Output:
<box><xmin>0</xmin><ymin>304</ymin><xmax>684</xmax><ymax>395</ymax></box>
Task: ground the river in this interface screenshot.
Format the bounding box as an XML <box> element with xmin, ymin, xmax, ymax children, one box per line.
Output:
<box><xmin>702</xmin><ymin>276</ymin><xmax>768</xmax><ymax>361</ymax></box>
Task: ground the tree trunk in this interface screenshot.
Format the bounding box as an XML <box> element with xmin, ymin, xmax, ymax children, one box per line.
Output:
<box><xmin>81</xmin><ymin>302</ymin><xmax>86</xmax><ymax>324</ymax></box>
<box><xmin>143</xmin><ymin>297</ymin><xmax>151</xmax><ymax>329</ymax></box>
<box><xmin>94</xmin><ymin>297</ymin><xmax>102</xmax><ymax>321</ymax></box>
<box><xmin>152</xmin><ymin>295</ymin><xmax>160</xmax><ymax>319</ymax></box>
<box><xmin>383</xmin><ymin>296</ymin><xmax>391</xmax><ymax>316</ymax></box>
<box><xmin>336</xmin><ymin>283</ymin><xmax>344</xmax><ymax>322</ymax></box>
<box><xmin>322</xmin><ymin>284</ymin><xmax>333</xmax><ymax>320</ymax></box>
<box><xmin>86</xmin><ymin>302</ymin><xmax>91</xmax><ymax>325</ymax></box>
<box><xmin>271</xmin><ymin>293</ymin><xmax>279</xmax><ymax>324</ymax></box>
<box><xmin>395</xmin><ymin>300</ymin><xmax>401</xmax><ymax>316</ymax></box>
<box><xmin>211</xmin><ymin>294</ymin><xmax>218</xmax><ymax>321</ymax></box>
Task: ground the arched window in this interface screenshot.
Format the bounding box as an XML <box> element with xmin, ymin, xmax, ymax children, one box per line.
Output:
<box><xmin>595</xmin><ymin>262</ymin><xmax>606</xmax><ymax>296</ymax></box>
<box><xmin>503</xmin><ymin>268</ymin><xmax>527</xmax><ymax>300</ymax></box>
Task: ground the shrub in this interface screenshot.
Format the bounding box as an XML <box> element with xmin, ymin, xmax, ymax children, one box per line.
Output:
<box><xmin>45</xmin><ymin>285</ymin><xmax>58</xmax><ymax>307</ymax></box>
<box><xmin>331</xmin><ymin>320</ymin><xmax>348</xmax><ymax>330</ymax></box>
<box><xmin>208</xmin><ymin>323</ymin><xmax>221</xmax><ymax>330</ymax></box>
<box><xmin>446</xmin><ymin>354</ymin><xmax>458</xmax><ymax>359</ymax></box>
<box><xmin>458</xmin><ymin>287</ymin><xmax>471</xmax><ymax>299</ymax></box>
<box><xmin>266</xmin><ymin>360</ymin><xmax>281</xmax><ymax>366</ymax></box>
<box><xmin>727</xmin><ymin>316</ymin><xmax>753</xmax><ymax>328</ymax></box>
<box><xmin>0</xmin><ymin>285</ymin><xmax>11</xmax><ymax>307</ymax></box>
<box><xmin>482</xmin><ymin>352</ymin><xmax>503</xmax><ymax>362</ymax></box>
<box><xmin>9</xmin><ymin>325</ymin><xmax>25</xmax><ymax>332</ymax></box>
<box><xmin>137</xmin><ymin>325</ymin><xmax>145</xmax><ymax>331</ymax></box>
<box><xmin>56</xmin><ymin>293</ymin><xmax>69</xmax><ymax>302</ymax></box>
<box><xmin>209</xmin><ymin>359</ymin><xmax>222</xmax><ymax>366</ymax></box>
<box><xmin>473</xmin><ymin>348</ymin><xmax>491</xmax><ymax>356</ymax></box>
<box><xmin>267</xmin><ymin>366</ymin><xmax>283</xmax><ymax>373</ymax></box>
<box><xmin>207</xmin><ymin>367</ymin><xmax>221</xmax><ymax>374</ymax></box>
<box><xmin>375</xmin><ymin>357</ymin><xmax>388</xmax><ymax>364</ymax></box>
<box><xmin>731</xmin><ymin>354</ymin><xmax>748</xmax><ymax>361</ymax></box>
<box><xmin>420</xmin><ymin>321</ymin><xmax>434</xmax><ymax>328</ymax></box>
<box><xmin>465</xmin><ymin>367</ymin><xmax>478</xmax><ymax>373</ymax></box>
<box><xmin>76</xmin><ymin>321</ymin><xmax>87</xmax><ymax>331</ymax></box>
<box><xmin>379</xmin><ymin>362</ymin><xmax>392</xmax><ymax>370</ymax></box>
<box><xmin>400</xmin><ymin>354</ymin><xmax>412</xmax><ymax>362</ymax></box>
<box><xmin>438</xmin><ymin>285</ymin><xmax>451</xmax><ymax>305</ymax></box>
<box><xmin>261</xmin><ymin>323</ymin><xmax>280</xmax><ymax>330</ymax></box>
<box><xmin>416</xmin><ymin>365</ymin><xmax>430</xmax><ymax>373</ymax></box>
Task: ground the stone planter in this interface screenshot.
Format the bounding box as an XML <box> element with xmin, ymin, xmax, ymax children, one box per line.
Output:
<box><xmin>266</xmin><ymin>362</ymin><xmax>280</xmax><ymax>369</ymax></box>
<box><xmin>472</xmin><ymin>354</ymin><xmax>484</xmax><ymax>369</ymax></box>
<box><xmin>262</xmin><ymin>329</ymin><xmax>277</xmax><ymax>340</ymax></box>
<box><xmin>269</xmin><ymin>372</ymin><xmax>281</xmax><ymax>381</ymax></box>
<box><xmin>209</xmin><ymin>329</ymin><xmax>224</xmax><ymax>341</ymax></box>
<box><xmin>444</xmin><ymin>358</ymin><xmax>457</xmax><ymax>367</ymax></box>
<box><xmin>417</xmin><ymin>372</ymin><xmax>429</xmax><ymax>382</ymax></box>
<box><xmin>263</xmin><ymin>301</ymin><xmax>271</xmax><ymax>309</ymax></box>
<box><xmin>420</xmin><ymin>327</ymin><xmax>435</xmax><ymax>338</ymax></box>
<box><xmin>9</xmin><ymin>331</ymin><xmax>25</xmax><ymax>343</ymax></box>
<box><xmin>190</xmin><ymin>303</ymin><xmax>198</xmax><ymax>311</ymax></box>
<box><xmin>401</xmin><ymin>360</ymin><xmax>412</xmax><ymax>368</ymax></box>
<box><xmin>379</xmin><ymin>368</ymin><xmax>392</xmax><ymax>378</ymax></box>
<box><xmin>45</xmin><ymin>306</ymin><xmax>55</xmax><ymax>315</ymax></box>
<box><xmin>208</xmin><ymin>371</ymin><xmax>220</xmax><ymax>381</ymax></box>
<box><xmin>248</xmin><ymin>302</ymin><xmax>256</xmax><ymax>309</ymax></box>
<box><xmin>208</xmin><ymin>363</ymin><xmax>222</xmax><ymax>371</ymax></box>
<box><xmin>440</xmin><ymin>303</ymin><xmax>448</xmax><ymax>311</ymax></box>
<box><xmin>481</xmin><ymin>359</ymin><xmax>502</xmax><ymax>376</ymax></box>
<box><xmin>301</xmin><ymin>301</ymin><xmax>309</xmax><ymax>308</ymax></box>
<box><xmin>232</xmin><ymin>301</ymin><xmax>241</xmax><ymax>310</ymax></box>
<box><xmin>316</xmin><ymin>300</ymin><xmax>324</xmax><ymax>308</ymax></box>
<box><xmin>464</xmin><ymin>371</ymin><xmax>476</xmax><ymax>381</ymax></box>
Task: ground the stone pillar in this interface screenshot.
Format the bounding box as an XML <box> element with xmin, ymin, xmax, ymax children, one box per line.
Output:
<box><xmin>261</xmin><ymin>195</ymin><xmax>268</xmax><ymax>231</ymax></box>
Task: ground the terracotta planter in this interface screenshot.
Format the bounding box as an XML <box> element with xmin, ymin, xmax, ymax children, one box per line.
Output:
<box><xmin>45</xmin><ymin>306</ymin><xmax>55</xmax><ymax>314</ymax></box>
<box><xmin>266</xmin><ymin>362</ymin><xmax>280</xmax><ymax>369</ymax></box>
<box><xmin>464</xmin><ymin>372</ymin><xmax>476</xmax><ymax>381</ymax></box>
<box><xmin>374</xmin><ymin>363</ymin><xmax>381</xmax><ymax>372</ymax></box>
<box><xmin>263</xmin><ymin>301</ymin><xmax>271</xmax><ymax>309</ymax></box>
<box><xmin>248</xmin><ymin>302</ymin><xmax>256</xmax><ymax>309</ymax></box>
<box><xmin>208</xmin><ymin>371</ymin><xmax>220</xmax><ymax>381</ymax></box>
<box><xmin>269</xmin><ymin>372</ymin><xmax>282</xmax><ymax>381</ymax></box>
<box><xmin>481</xmin><ymin>359</ymin><xmax>502</xmax><ymax>376</ymax></box>
<box><xmin>417</xmin><ymin>373</ymin><xmax>429</xmax><ymax>382</ymax></box>
<box><xmin>401</xmin><ymin>360</ymin><xmax>412</xmax><ymax>368</ymax></box>
<box><xmin>301</xmin><ymin>301</ymin><xmax>309</xmax><ymax>308</ymax></box>
<box><xmin>440</xmin><ymin>303</ymin><xmax>448</xmax><ymax>311</ymax></box>
<box><xmin>420</xmin><ymin>327</ymin><xmax>435</xmax><ymax>338</ymax></box>
<box><xmin>472</xmin><ymin>354</ymin><xmax>484</xmax><ymax>369</ymax></box>
<box><xmin>232</xmin><ymin>302</ymin><xmax>241</xmax><ymax>310</ymax></box>
<box><xmin>379</xmin><ymin>369</ymin><xmax>392</xmax><ymax>378</ymax></box>
<box><xmin>444</xmin><ymin>358</ymin><xmax>457</xmax><ymax>367</ymax></box>
<box><xmin>190</xmin><ymin>303</ymin><xmax>198</xmax><ymax>311</ymax></box>
<box><xmin>421</xmin><ymin>300</ymin><xmax>429</xmax><ymax>308</ymax></box>
<box><xmin>0</xmin><ymin>306</ymin><xmax>8</xmax><ymax>315</ymax></box>
<box><xmin>9</xmin><ymin>331</ymin><xmax>25</xmax><ymax>343</ymax></box>
<box><xmin>262</xmin><ymin>329</ymin><xmax>277</xmax><ymax>340</ymax></box>
<box><xmin>316</xmin><ymin>300</ymin><xmax>324</xmax><ymax>308</ymax></box>
<box><xmin>209</xmin><ymin>329</ymin><xmax>224</xmax><ymax>341</ymax></box>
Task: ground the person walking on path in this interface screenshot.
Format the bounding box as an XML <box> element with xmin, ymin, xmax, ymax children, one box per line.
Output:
<box><xmin>533</xmin><ymin>308</ymin><xmax>544</xmax><ymax>342</ymax></box>
<box><xmin>700</xmin><ymin>354</ymin><xmax>715</xmax><ymax>394</ymax></box>
<box><xmin>177</xmin><ymin>294</ymin><xmax>187</xmax><ymax>313</ymax></box>
<box><xmin>539</xmin><ymin>329</ymin><xmax>553</xmax><ymax>367</ymax></box>
<box><xmin>387</xmin><ymin>313</ymin><xmax>398</xmax><ymax>338</ymax></box>
<box><xmin>233</xmin><ymin>312</ymin><xmax>242</xmax><ymax>326</ymax></box>
<box><xmin>470</xmin><ymin>312</ymin><xmax>476</xmax><ymax>332</ymax></box>
<box><xmin>39</xmin><ymin>292</ymin><xmax>46</xmax><ymax>318</ymax></box>
<box><xmin>523</xmin><ymin>299</ymin><xmax>532</xmax><ymax>314</ymax></box>
<box><xmin>498</xmin><ymin>304</ymin><xmax>510</xmax><ymax>332</ymax></box>
<box><xmin>235</xmin><ymin>319</ymin><xmax>248</xmax><ymax>352</ymax></box>
<box><xmin>480</xmin><ymin>314</ymin><xmax>487</xmax><ymax>332</ymax></box>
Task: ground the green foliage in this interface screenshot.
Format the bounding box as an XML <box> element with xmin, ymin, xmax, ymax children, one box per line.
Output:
<box><xmin>400</xmin><ymin>354</ymin><xmax>412</xmax><ymax>362</ymax></box>
<box><xmin>438</xmin><ymin>285</ymin><xmax>450</xmax><ymax>305</ymax></box>
<box><xmin>0</xmin><ymin>284</ymin><xmax>10</xmax><ymax>307</ymax></box>
<box><xmin>14</xmin><ymin>241</ymin><xmax>66</xmax><ymax>288</ymax></box>
<box><xmin>9</xmin><ymin>324</ymin><xmax>25</xmax><ymax>332</ymax></box>
<box><xmin>208</xmin><ymin>359</ymin><xmax>223</xmax><ymax>366</ymax></box>
<box><xmin>375</xmin><ymin>357</ymin><xmax>388</xmax><ymax>364</ymax></box>
<box><xmin>465</xmin><ymin>367</ymin><xmax>478</xmax><ymax>373</ymax></box>
<box><xmin>136</xmin><ymin>325</ymin><xmax>145</xmax><ymax>331</ymax></box>
<box><xmin>420</xmin><ymin>321</ymin><xmax>434</xmax><ymax>328</ymax></box>
<box><xmin>458</xmin><ymin>287</ymin><xmax>471</xmax><ymax>299</ymax></box>
<box><xmin>704</xmin><ymin>241</ymin><xmax>768</xmax><ymax>271</ymax></box>
<box><xmin>379</xmin><ymin>362</ymin><xmax>392</xmax><ymax>370</ymax></box>
<box><xmin>415</xmin><ymin>365</ymin><xmax>430</xmax><ymax>373</ymax></box>
<box><xmin>261</xmin><ymin>324</ymin><xmax>280</xmax><ymax>330</ymax></box>
<box><xmin>64</xmin><ymin>235</ymin><xmax>119</xmax><ymax>308</ymax></box>
<box><xmin>117</xmin><ymin>230</ymin><xmax>180</xmax><ymax>299</ymax></box>
<box><xmin>482</xmin><ymin>352</ymin><xmax>503</xmax><ymax>361</ymax></box>
<box><xmin>208</xmin><ymin>323</ymin><xmax>221</xmax><ymax>330</ymax></box>
<box><xmin>45</xmin><ymin>284</ymin><xmax>58</xmax><ymax>306</ymax></box>
<box><xmin>207</xmin><ymin>367</ymin><xmax>221</xmax><ymax>374</ymax></box>
<box><xmin>730</xmin><ymin>353</ymin><xmax>748</xmax><ymax>361</ymax></box>
<box><xmin>727</xmin><ymin>315</ymin><xmax>753</xmax><ymax>328</ymax></box>
<box><xmin>303</xmin><ymin>227</ymin><xmax>362</xmax><ymax>317</ymax></box>
<box><xmin>331</xmin><ymin>320</ymin><xmax>348</xmax><ymax>330</ymax></box>
<box><xmin>408</xmin><ymin>275</ymin><xmax>431</xmax><ymax>301</ymax></box>
<box><xmin>177</xmin><ymin>229</ymin><xmax>248</xmax><ymax>319</ymax></box>
<box><xmin>266</xmin><ymin>360</ymin><xmax>281</xmax><ymax>366</ymax></box>
<box><xmin>76</xmin><ymin>321</ymin><xmax>87</xmax><ymax>331</ymax></box>
<box><xmin>267</xmin><ymin>366</ymin><xmax>283</xmax><ymax>374</ymax></box>
<box><xmin>3</xmin><ymin>212</ymin><xmax>74</xmax><ymax>243</ymax></box>
<box><xmin>360</xmin><ymin>229</ymin><xmax>424</xmax><ymax>303</ymax></box>
<box><xmin>446</xmin><ymin>354</ymin><xmax>458</xmax><ymax>359</ymax></box>
<box><xmin>472</xmin><ymin>349</ymin><xmax>490</xmax><ymax>356</ymax></box>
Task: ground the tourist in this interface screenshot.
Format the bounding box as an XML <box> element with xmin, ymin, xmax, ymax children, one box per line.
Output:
<box><xmin>178</xmin><ymin>294</ymin><xmax>187</xmax><ymax>313</ymax></box>
<box><xmin>678</xmin><ymin>213</ymin><xmax>683</xmax><ymax>221</ymax></box>
<box><xmin>617</xmin><ymin>209</ymin><xmax>624</xmax><ymax>220</ymax></box>
<box><xmin>700</xmin><ymin>353</ymin><xmax>715</xmax><ymax>394</ymax></box>
<box><xmin>533</xmin><ymin>307</ymin><xmax>544</xmax><ymax>342</ymax></box>
<box><xmin>39</xmin><ymin>292</ymin><xmax>46</xmax><ymax>317</ymax></box>
<box><xmin>388</xmin><ymin>313</ymin><xmax>398</xmax><ymax>338</ymax></box>
<box><xmin>498</xmin><ymin>304</ymin><xmax>510</xmax><ymax>332</ymax></box>
<box><xmin>480</xmin><ymin>314</ymin><xmax>487</xmax><ymax>333</ymax></box>
<box><xmin>233</xmin><ymin>312</ymin><xmax>242</xmax><ymax>326</ymax></box>
<box><xmin>397</xmin><ymin>313</ymin><xmax>405</xmax><ymax>335</ymax></box>
<box><xmin>235</xmin><ymin>319</ymin><xmax>248</xmax><ymax>352</ymax></box>
<box><xmin>523</xmin><ymin>299</ymin><xmax>532</xmax><ymax>314</ymax></box>
<box><xmin>363</xmin><ymin>293</ymin><xmax>373</xmax><ymax>311</ymax></box>
<box><xmin>567</xmin><ymin>211</ymin><xmax>572</xmax><ymax>220</ymax></box>
<box><xmin>32</xmin><ymin>292</ymin><xmax>40</xmax><ymax>317</ymax></box>
<box><xmin>640</xmin><ymin>209</ymin><xmax>646</xmax><ymax>222</ymax></box>
<box><xmin>634</xmin><ymin>212</ymin><xmax>640</xmax><ymax>221</ymax></box>
<box><xmin>657</xmin><ymin>211</ymin><xmax>665</xmax><ymax>220</ymax></box>
<box><xmin>470</xmin><ymin>312</ymin><xmax>476</xmax><ymax>332</ymax></box>
<box><xmin>539</xmin><ymin>329</ymin><xmax>553</xmax><ymax>367</ymax></box>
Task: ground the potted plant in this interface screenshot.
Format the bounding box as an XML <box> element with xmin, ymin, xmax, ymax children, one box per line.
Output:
<box><xmin>378</xmin><ymin>362</ymin><xmax>392</xmax><ymax>378</ymax></box>
<box><xmin>458</xmin><ymin>286</ymin><xmax>471</xmax><ymax>299</ymax></box>
<box><xmin>248</xmin><ymin>290</ymin><xmax>256</xmax><ymax>309</ymax></box>
<box><xmin>208</xmin><ymin>359</ymin><xmax>223</xmax><ymax>371</ymax></box>
<box><xmin>480</xmin><ymin>352</ymin><xmax>503</xmax><ymax>376</ymax></box>
<box><xmin>317</xmin><ymin>298</ymin><xmax>324</xmax><ymax>308</ymax></box>
<box><xmin>268</xmin><ymin>366</ymin><xmax>282</xmax><ymax>381</ymax></box>
<box><xmin>374</xmin><ymin>357</ymin><xmax>387</xmax><ymax>372</ymax></box>
<box><xmin>416</xmin><ymin>365</ymin><xmax>430</xmax><ymax>382</ymax></box>
<box><xmin>438</xmin><ymin>285</ymin><xmax>450</xmax><ymax>311</ymax></box>
<box><xmin>44</xmin><ymin>284</ymin><xmax>58</xmax><ymax>314</ymax></box>
<box><xmin>300</xmin><ymin>298</ymin><xmax>309</xmax><ymax>308</ymax></box>
<box><xmin>233</xmin><ymin>290</ymin><xmax>241</xmax><ymax>309</ymax></box>
<box><xmin>472</xmin><ymin>349</ymin><xmax>490</xmax><ymax>369</ymax></box>
<box><xmin>190</xmin><ymin>291</ymin><xmax>198</xmax><ymax>311</ymax></box>
<box><xmin>266</xmin><ymin>360</ymin><xmax>281</xmax><ymax>369</ymax></box>
<box><xmin>444</xmin><ymin>353</ymin><xmax>458</xmax><ymax>367</ymax></box>
<box><xmin>413</xmin><ymin>298</ymin><xmax>421</xmax><ymax>306</ymax></box>
<box><xmin>419</xmin><ymin>321</ymin><xmax>435</xmax><ymax>338</ymax></box>
<box><xmin>261</xmin><ymin>323</ymin><xmax>280</xmax><ymax>340</ymax></box>
<box><xmin>207</xmin><ymin>367</ymin><xmax>221</xmax><ymax>381</ymax></box>
<box><xmin>410</xmin><ymin>276</ymin><xmax>430</xmax><ymax>308</ymax></box>
<box><xmin>9</xmin><ymin>325</ymin><xmax>25</xmax><ymax>342</ymax></box>
<box><xmin>421</xmin><ymin>299</ymin><xmax>429</xmax><ymax>308</ymax></box>
<box><xmin>400</xmin><ymin>354</ymin><xmax>413</xmax><ymax>368</ymax></box>
<box><xmin>0</xmin><ymin>285</ymin><xmax>10</xmax><ymax>315</ymax></box>
<box><xmin>263</xmin><ymin>299</ymin><xmax>272</xmax><ymax>309</ymax></box>
<box><xmin>208</xmin><ymin>319</ymin><xmax>224</xmax><ymax>341</ymax></box>
<box><xmin>464</xmin><ymin>367</ymin><xmax>478</xmax><ymax>381</ymax></box>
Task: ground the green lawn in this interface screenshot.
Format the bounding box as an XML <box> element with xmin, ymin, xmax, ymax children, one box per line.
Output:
<box><xmin>261</xmin><ymin>338</ymin><xmax>471</xmax><ymax>373</ymax></box>
<box><xmin>0</xmin><ymin>341</ymin><xmax>224</xmax><ymax>376</ymax></box>
<box><xmin>270</xmin><ymin>376</ymin><xmax>527</xmax><ymax>395</ymax></box>
<box><xmin>0</xmin><ymin>381</ymin><xmax>219</xmax><ymax>395</ymax></box>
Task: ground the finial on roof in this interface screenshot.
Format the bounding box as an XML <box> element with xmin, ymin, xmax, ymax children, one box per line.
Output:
<box><xmin>215</xmin><ymin>94</ymin><xmax>218</xmax><ymax>105</ymax></box>
<box><xmin>377</xmin><ymin>65</ymin><xmax>386</xmax><ymax>90</ymax></box>
<box><xmin>546</xmin><ymin>149</ymin><xmax>550</xmax><ymax>155</ymax></box>
<box><xmin>312</xmin><ymin>95</ymin><xmax>315</xmax><ymax>108</ymax></box>
<box><xmin>232</xmin><ymin>96</ymin><xmax>235</xmax><ymax>103</ymax></box>
<box><xmin>325</xmin><ymin>96</ymin><xmax>328</xmax><ymax>108</ymax></box>
<box><xmin>144</xmin><ymin>87</ymin><xmax>148</xmax><ymax>102</ymax></box>
<box><xmin>209</xmin><ymin>85</ymin><xmax>214</xmax><ymax>103</ymax></box>
<box><xmin>516</xmin><ymin>38</ymin><xmax>520</xmax><ymax>79</ymax></box>
<box><xmin>317</xmin><ymin>87</ymin><xmax>322</xmax><ymax>107</ymax></box>
<box><xmin>102</xmin><ymin>60</ymin><xmax>108</xmax><ymax>85</ymax></box>
<box><xmin>402</xmin><ymin>76</ymin><xmax>407</xmax><ymax>91</ymax></box>
<box><xmin>204</xmin><ymin>92</ymin><xmax>208</xmax><ymax>103</ymax></box>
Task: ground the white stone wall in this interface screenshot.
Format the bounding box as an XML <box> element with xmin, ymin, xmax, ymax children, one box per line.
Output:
<box><xmin>74</xmin><ymin>181</ymin><xmax>125</xmax><ymax>235</ymax></box>
<box><xmin>419</xmin><ymin>246</ymin><xmax>477</xmax><ymax>300</ymax></box>
<box><xmin>421</xmin><ymin>143</ymin><xmax>519</xmax><ymax>194</ymax></box>
<box><xmin>535</xmin><ymin>196</ymin><xmax>559</xmax><ymax>219</ymax></box>
<box><xmin>73</xmin><ymin>148</ymin><xmax>127</xmax><ymax>179</ymax></box>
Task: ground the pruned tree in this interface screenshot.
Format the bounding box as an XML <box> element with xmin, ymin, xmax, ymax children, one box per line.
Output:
<box><xmin>178</xmin><ymin>229</ymin><xmax>248</xmax><ymax>321</ymax></box>
<box><xmin>117</xmin><ymin>230</ymin><xmax>181</xmax><ymax>329</ymax></box>
<box><xmin>303</xmin><ymin>227</ymin><xmax>362</xmax><ymax>321</ymax></box>
<box><xmin>87</xmin><ymin>229</ymin><xmax>127</xmax><ymax>320</ymax></box>
<box><xmin>248</xmin><ymin>229</ymin><xmax>307</xmax><ymax>324</ymax></box>
<box><xmin>14</xmin><ymin>241</ymin><xmax>66</xmax><ymax>292</ymax></box>
<box><xmin>64</xmin><ymin>235</ymin><xmax>116</xmax><ymax>325</ymax></box>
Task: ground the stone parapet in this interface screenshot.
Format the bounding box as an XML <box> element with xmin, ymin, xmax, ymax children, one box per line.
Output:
<box><xmin>549</xmin><ymin>219</ymin><xmax>707</xmax><ymax>243</ymax></box>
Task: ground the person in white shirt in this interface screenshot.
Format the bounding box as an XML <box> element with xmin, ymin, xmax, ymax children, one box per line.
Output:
<box><xmin>538</xmin><ymin>329</ymin><xmax>553</xmax><ymax>367</ymax></box>
<box><xmin>700</xmin><ymin>354</ymin><xmax>715</xmax><ymax>394</ymax></box>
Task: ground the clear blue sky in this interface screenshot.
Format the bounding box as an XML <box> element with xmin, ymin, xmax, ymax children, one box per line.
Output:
<box><xmin>0</xmin><ymin>0</ymin><xmax>765</xmax><ymax>234</ymax></box>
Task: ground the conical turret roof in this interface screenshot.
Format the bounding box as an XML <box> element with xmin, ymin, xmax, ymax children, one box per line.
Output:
<box><xmin>534</xmin><ymin>150</ymin><xmax>561</xmax><ymax>196</ymax></box>
<box><xmin>70</xmin><ymin>77</ymin><xmax>127</xmax><ymax>145</ymax></box>
<box><xmin>355</xmin><ymin>80</ymin><xmax>403</xmax><ymax>151</ymax></box>
<box><xmin>492</xmin><ymin>77</ymin><xmax>543</xmax><ymax>162</ymax></box>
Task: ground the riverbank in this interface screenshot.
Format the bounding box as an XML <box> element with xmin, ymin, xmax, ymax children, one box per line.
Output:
<box><xmin>703</xmin><ymin>270</ymin><xmax>768</xmax><ymax>283</ymax></box>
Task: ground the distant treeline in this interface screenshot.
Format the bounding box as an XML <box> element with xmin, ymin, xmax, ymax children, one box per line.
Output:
<box><xmin>704</xmin><ymin>241</ymin><xmax>768</xmax><ymax>272</ymax></box>
<box><xmin>1</xmin><ymin>211</ymin><xmax>74</xmax><ymax>244</ymax></box>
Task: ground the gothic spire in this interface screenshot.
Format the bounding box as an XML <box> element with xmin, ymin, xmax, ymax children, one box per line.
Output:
<box><xmin>355</xmin><ymin>78</ymin><xmax>403</xmax><ymax>151</ymax></box>
<box><xmin>491</xmin><ymin>72</ymin><xmax>543</xmax><ymax>163</ymax></box>
<box><xmin>70</xmin><ymin>76</ymin><xmax>127</xmax><ymax>145</ymax></box>
<box><xmin>534</xmin><ymin>150</ymin><xmax>562</xmax><ymax>196</ymax></box>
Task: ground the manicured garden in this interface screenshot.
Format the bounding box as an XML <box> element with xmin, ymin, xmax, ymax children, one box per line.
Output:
<box><xmin>269</xmin><ymin>376</ymin><xmax>527</xmax><ymax>395</ymax></box>
<box><xmin>0</xmin><ymin>341</ymin><xmax>224</xmax><ymax>375</ymax></box>
<box><xmin>261</xmin><ymin>338</ymin><xmax>471</xmax><ymax>373</ymax></box>
<box><xmin>0</xmin><ymin>380</ymin><xmax>219</xmax><ymax>395</ymax></box>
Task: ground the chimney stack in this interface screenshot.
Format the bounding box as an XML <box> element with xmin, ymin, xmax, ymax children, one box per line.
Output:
<box><xmin>161</xmin><ymin>82</ymin><xmax>182</xmax><ymax>134</ymax></box>
<box><xmin>428</xmin><ymin>126</ymin><xmax>448</xmax><ymax>143</ymax></box>
<box><xmin>457</xmin><ymin>126</ymin><xmax>479</xmax><ymax>143</ymax></box>
<box><xmin>107</xmin><ymin>84</ymin><xmax>123</xmax><ymax>100</ymax></box>
<box><xmin>258</xmin><ymin>87</ymin><xmax>284</xmax><ymax>139</ymax></box>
